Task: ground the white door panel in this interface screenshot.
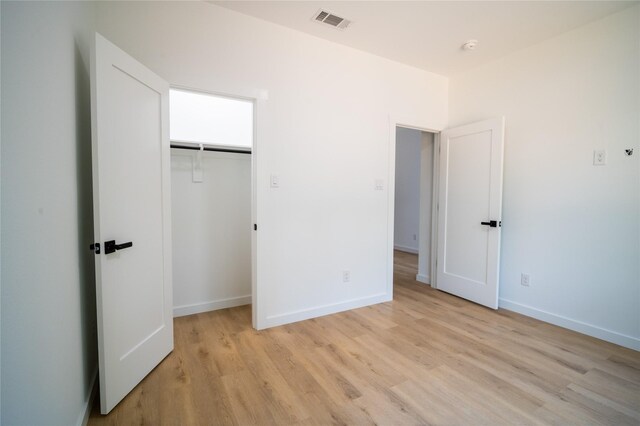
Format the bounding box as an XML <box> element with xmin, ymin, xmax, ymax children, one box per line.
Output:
<box><xmin>91</xmin><ymin>33</ymin><xmax>173</xmax><ymax>414</ymax></box>
<box><xmin>437</xmin><ymin>118</ymin><xmax>504</xmax><ymax>309</ymax></box>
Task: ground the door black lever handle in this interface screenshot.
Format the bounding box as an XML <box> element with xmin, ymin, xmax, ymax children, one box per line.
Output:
<box><xmin>104</xmin><ymin>240</ymin><xmax>133</xmax><ymax>254</ymax></box>
<box><xmin>480</xmin><ymin>220</ymin><xmax>500</xmax><ymax>228</ymax></box>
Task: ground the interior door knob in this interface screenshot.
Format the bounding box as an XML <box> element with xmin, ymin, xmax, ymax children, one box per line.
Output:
<box><xmin>480</xmin><ymin>220</ymin><xmax>500</xmax><ymax>228</ymax></box>
<box><xmin>104</xmin><ymin>240</ymin><xmax>133</xmax><ymax>254</ymax></box>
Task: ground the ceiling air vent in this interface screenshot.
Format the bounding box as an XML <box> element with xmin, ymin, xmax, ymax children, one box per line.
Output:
<box><xmin>312</xmin><ymin>9</ymin><xmax>351</xmax><ymax>30</ymax></box>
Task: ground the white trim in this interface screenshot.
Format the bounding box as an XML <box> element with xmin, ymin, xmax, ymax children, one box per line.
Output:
<box><xmin>430</xmin><ymin>133</ymin><xmax>440</xmax><ymax>289</ymax></box>
<box><xmin>76</xmin><ymin>369</ymin><xmax>98</xmax><ymax>426</ymax></box>
<box><xmin>416</xmin><ymin>274</ymin><xmax>431</xmax><ymax>285</ymax></box>
<box><xmin>386</xmin><ymin>117</ymin><xmax>397</xmax><ymax>303</ymax></box>
<box><xmin>173</xmin><ymin>295</ymin><xmax>251</xmax><ymax>318</ymax></box>
<box><xmin>394</xmin><ymin>244</ymin><xmax>419</xmax><ymax>254</ymax></box>
<box><xmin>262</xmin><ymin>293</ymin><xmax>390</xmax><ymax>329</ymax></box>
<box><xmin>253</xmin><ymin>97</ymin><xmax>266</xmax><ymax>330</ymax></box>
<box><xmin>171</xmin><ymin>83</ymin><xmax>268</xmax><ymax>102</ymax></box>
<box><xmin>499</xmin><ymin>298</ymin><xmax>640</xmax><ymax>351</ymax></box>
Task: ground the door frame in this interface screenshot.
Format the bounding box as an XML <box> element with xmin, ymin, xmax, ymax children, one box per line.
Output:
<box><xmin>431</xmin><ymin>133</ymin><xmax>441</xmax><ymax>290</ymax></box>
<box><xmin>387</xmin><ymin>116</ymin><xmax>442</xmax><ymax>296</ymax></box>
<box><xmin>169</xmin><ymin>83</ymin><xmax>268</xmax><ymax>330</ymax></box>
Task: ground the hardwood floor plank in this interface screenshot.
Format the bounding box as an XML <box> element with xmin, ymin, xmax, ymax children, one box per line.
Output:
<box><xmin>221</xmin><ymin>371</ymin><xmax>278</xmax><ymax>425</ymax></box>
<box><xmin>352</xmin><ymin>388</ymin><xmax>426</xmax><ymax>426</ymax></box>
<box><xmin>597</xmin><ymin>352</ymin><xmax>640</xmax><ymax>384</ymax></box>
<box><xmin>566</xmin><ymin>383</ymin><xmax>640</xmax><ymax>422</ymax></box>
<box><xmin>390</xmin><ymin>377</ymin><xmax>485</xmax><ymax>425</ymax></box>
<box><xmin>234</xmin><ymin>329</ymin><xmax>312</xmax><ymax>423</ymax></box>
<box><xmin>571</xmin><ymin>368</ymin><xmax>640</xmax><ymax>412</ymax></box>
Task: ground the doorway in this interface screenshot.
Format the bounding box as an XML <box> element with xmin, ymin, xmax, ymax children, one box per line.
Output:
<box><xmin>389</xmin><ymin>118</ymin><xmax>506</xmax><ymax>309</ymax></box>
<box><xmin>168</xmin><ymin>87</ymin><xmax>256</xmax><ymax>320</ymax></box>
<box><xmin>393</xmin><ymin>126</ymin><xmax>437</xmax><ymax>288</ymax></box>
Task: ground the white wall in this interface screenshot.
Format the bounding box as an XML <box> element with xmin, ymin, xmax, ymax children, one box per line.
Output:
<box><xmin>1</xmin><ymin>1</ymin><xmax>98</xmax><ymax>424</ymax></box>
<box><xmin>417</xmin><ymin>132</ymin><xmax>434</xmax><ymax>284</ymax></box>
<box><xmin>95</xmin><ymin>1</ymin><xmax>448</xmax><ymax>328</ymax></box>
<box><xmin>394</xmin><ymin>127</ymin><xmax>422</xmax><ymax>253</ymax></box>
<box><xmin>171</xmin><ymin>151</ymin><xmax>252</xmax><ymax>317</ymax></box>
<box><xmin>449</xmin><ymin>6</ymin><xmax>640</xmax><ymax>349</ymax></box>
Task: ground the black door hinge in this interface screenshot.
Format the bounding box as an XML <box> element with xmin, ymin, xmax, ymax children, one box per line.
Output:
<box><xmin>254</xmin><ymin>224</ymin><xmax>257</xmax><ymax>231</ymax></box>
<box><xmin>89</xmin><ymin>243</ymin><xmax>101</xmax><ymax>254</ymax></box>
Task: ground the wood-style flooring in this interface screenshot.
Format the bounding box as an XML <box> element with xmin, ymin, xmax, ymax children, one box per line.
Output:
<box><xmin>90</xmin><ymin>251</ymin><xmax>640</xmax><ymax>425</ymax></box>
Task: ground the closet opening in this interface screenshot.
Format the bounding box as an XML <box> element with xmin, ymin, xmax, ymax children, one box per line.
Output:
<box><xmin>169</xmin><ymin>87</ymin><xmax>255</xmax><ymax>321</ymax></box>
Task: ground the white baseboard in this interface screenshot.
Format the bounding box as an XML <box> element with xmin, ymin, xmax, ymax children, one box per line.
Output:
<box><xmin>394</xmin><ymin>244</ymin><xmax>418</xmax><ymax>254</ymax></box>
<box><xmin>499</xmin><ymin>298</ymin><xmax>640</xmax><ymax>351</ymax></box>
<box><xmin>173</xmin><ymin>295</ymin><xmax>251</xmax><ymax>318</ymax></box>
<box><xmin>76</xmin><ymin>369</ymin><xmax>98</xmax><ymax>426</ymax></box>
<box><xmin>261</xmin><ymin>292</ymin><xmax>391</xmax><ymax>329</ymax></box>
<box><xmin>416</xmin><ymin>274</ymin><xmax>431</xmax><ymax>285</ymax></box>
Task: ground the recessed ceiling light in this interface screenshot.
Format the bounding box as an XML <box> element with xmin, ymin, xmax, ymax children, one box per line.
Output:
<box><xmin>461</xmin><ymin>39</ymin><xmax>479</xmax><ymax>51</ymax></box>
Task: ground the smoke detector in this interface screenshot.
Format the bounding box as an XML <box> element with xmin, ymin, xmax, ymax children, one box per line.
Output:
<box><xmin>461</xmin><ymin>39</ymin><xmax>479</xmax><ymax>51</ymax></box>
<box><xmin>312</xmin><ymin>9</ymin><xmax>352</xmax><ymax>30</ymax></box>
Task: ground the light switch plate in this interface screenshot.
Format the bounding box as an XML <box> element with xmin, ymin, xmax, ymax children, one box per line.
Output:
<box><xmin>270</xmin><ymin>174</ymin><xmax>280</xmax><ymax>188</ymax></box>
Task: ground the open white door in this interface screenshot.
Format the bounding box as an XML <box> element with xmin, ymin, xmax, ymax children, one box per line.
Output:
<box><xmin>436</xmin><ymin>117</ymin><xmax>504</xmax><ymax>309</ymax></box>
<box><xmin>90</xmin><ymin>33</ymin><xmax>173</xmax><ymax>414</ymax></box>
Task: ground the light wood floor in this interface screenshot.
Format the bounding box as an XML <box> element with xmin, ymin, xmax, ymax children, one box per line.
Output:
<box><xmin>90</xmin><ymin>251</ymin><xmax>640</xmax><ymax>425</ymax></box>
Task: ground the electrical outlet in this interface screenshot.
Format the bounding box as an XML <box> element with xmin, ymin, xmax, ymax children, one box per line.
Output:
<box><xmin>521</xmin><ymin>273</ymin><xmax>530</xmax><ymax>287</ymax></box>
<box><xmin>593</xmin><ymin>150</ymin><xmax>606</xmax><ymax>166</ymax></box>
<box><xmin>413</xmin><ymin>234</ymin><xmax>417</xmax><ymax>241</ymax></box>
<box><xmin>342</xmin><ymin>270</ymin><xmax>351</xmax><ymax>283</ymax></box>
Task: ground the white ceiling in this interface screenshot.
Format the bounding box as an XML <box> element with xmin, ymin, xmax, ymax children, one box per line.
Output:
<box><xmin>212</xmin><ymin>1</ymin><xmax>636</xmax><ymax>76</ymax></box>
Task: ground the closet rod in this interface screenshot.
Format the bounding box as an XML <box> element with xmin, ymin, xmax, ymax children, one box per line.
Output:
<box><xmin>170</xmin><ymin>144</ymin><xmax>251</xmax><ymax>155</ymax></box>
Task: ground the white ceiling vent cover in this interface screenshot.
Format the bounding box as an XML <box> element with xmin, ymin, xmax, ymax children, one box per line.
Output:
<box><xmin>312</xmin><ymin>9</ymin><xmax>351</xmax><ymax>30</ymax></box>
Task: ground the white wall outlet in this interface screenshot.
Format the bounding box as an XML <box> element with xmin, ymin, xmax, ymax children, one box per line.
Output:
<box><xmin>593</xmin><ymin>150</ymin><xmax>606</xmax><ymax>166</ymax></box>
<box><xmin>374</xmin><ymin>179</ymin><xmax>384</xmax><ymax>191</ymax></box>
<box><xmin>270</xmin><ymin>174</ymin><xmax>280</xmax><ymax>188</ymax></box>
<box><xmin>521</xmin><ymin>273</ymin><xmax>530</xmax><ymax>287</ymax></box>
<box><xmin>342</xmin><ymin>270</ymin><xmax>351</xmax><ymax>283</ymax></box>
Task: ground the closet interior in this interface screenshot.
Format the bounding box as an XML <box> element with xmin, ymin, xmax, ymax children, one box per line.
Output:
<box><xmin>169</xmin><ymin>88</ymin><xmax>253</xmax><ymax>317</ymax></box>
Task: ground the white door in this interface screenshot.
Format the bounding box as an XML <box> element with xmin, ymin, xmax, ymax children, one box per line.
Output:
<box><xmin>436</xmin><ymin>117</ymin><xmax>505</xmax><ymax>309</ymax></box>
<box><xmin>90</xmin><ymin>33</ymin><xmax>173</xmax><ymax>414</ymax></box>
